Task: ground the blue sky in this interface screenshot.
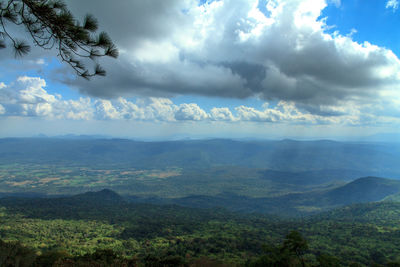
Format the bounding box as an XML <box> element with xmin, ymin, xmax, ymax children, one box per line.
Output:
<box><xmin>323</xmin><ymin>0</ymin><xmax>400</xmax><ymax>53</ymax></box>
<box><xmin>1</xmin><ymin>0</ymin><xmax>400</xmax><ymax>140</ymax></box>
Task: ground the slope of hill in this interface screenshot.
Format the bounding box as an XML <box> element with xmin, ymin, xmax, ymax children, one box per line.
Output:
<box><xmin>324</xmin><ymin>177</ymin><xmax>400</xmax><ymax>205</ymax></box>
<box><xmin>312</xmin><ymin>201</ymin><xmax>400</xmax><ymax>226</ymax></box>
<box><xmin>131</xmin><ymin>177</ymin><xmax>400</xmax><ymax>216</ymax></box>
<box><xmin>269</xmin><ymin>176</ymin><xmax>400</xmax><ymax>213</ymax></box>
<box><xmin>72</xmin><ymin>189</ymin><xmax>125</xmax><ymax>204</ymax></box>
<box><xmin>3</xmin><ymin>176</ymin><xmax>398</xmax><ymax>217</ymax></box>
<box><xmin>272</xmin><ymin>176</ymin><xmax>400</xmax><ymax>211</ymax></box>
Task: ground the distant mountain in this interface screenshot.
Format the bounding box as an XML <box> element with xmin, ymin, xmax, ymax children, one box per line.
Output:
<box><xmin>324</xmin><ymin>177</ymin><xmax>400</xmax><ymax>205</ymax></box>
<box><xmin>53</xmin><ymin>134</ymin><xmax>112</xmax><ymax>140</ymax></box>
<box><xmin>32</xmin><ymin>134</ymin><xmax>111</xmax><ymax>139</ymax></box>
<box><xmin>270</xmin><ymin>176</ymin><xmax>400</xmax><ymax>212</ymax></box>
<box><xmin>2</xmin><ymin>177</ymin><xmax>400</xmax><ymax>219</ymax></box>
<box><xmin>1</xmin><ymin>138</ymin><xmax>400</xmax><ymax>177</ymax></box>
<box><xmin>260</xmin><ymin>169</ymin><xmax>368</xmax><ymax>185</ymax></box>
<box><xmin>360</xmin><ymin>133</ymin><xmax>400</xmax><ymax>143</ymax></box>
<box><xmin>130</xmin><ymin>177</ymin><xmax>400</xmax><ymax>216</ymax></box>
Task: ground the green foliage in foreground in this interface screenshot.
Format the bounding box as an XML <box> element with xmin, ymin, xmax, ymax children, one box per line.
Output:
<box><xmin>2</xmin><ymin>231</ymin><xmax>400</xmax><ymax>267</ymax></box>
<box><xmin>2</xmin><ymin>191</ymin><xmax>400</xmax><ymax>266</ymax></box>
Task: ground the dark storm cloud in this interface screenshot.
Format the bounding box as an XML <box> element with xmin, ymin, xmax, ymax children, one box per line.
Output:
<box><xmin>65</xmin><ymin>0</ymin><xmax>188</xmax><ymax>49</ymax></box>
<box><xmin>52</xmin><ymin>0</ymin><xmax>400</xmax><ymax>111</ymax></box>
<box><xmin>61</xmin><ymin>58</ymin><xmax>250</xmax><ymax>99</ymax></box>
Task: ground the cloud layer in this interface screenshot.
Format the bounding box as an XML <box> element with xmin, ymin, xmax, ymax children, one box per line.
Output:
<box><xmin>58</xmin><ymin>0</ymin><xmax>400</xmax><ymax>113</ymax></box>
<box><xmin>2</xmin><ymin>0</ymin><xmax>400</xmax><ymax>130</ymax></box>
<box><xmin>1</xmin><ymin>76</ymin><xmax>400</xmax><ymax>127</ymax></box>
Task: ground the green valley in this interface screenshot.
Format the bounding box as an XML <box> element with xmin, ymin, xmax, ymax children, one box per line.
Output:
<box><xmin>1</xmin><ymin>138</ymin><xmax>400</xmax><ymax>266</ymax></box>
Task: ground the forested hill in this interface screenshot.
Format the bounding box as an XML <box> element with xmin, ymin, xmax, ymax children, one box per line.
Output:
<box><xmin>324</xmin><ymin>176</ymin><xmax>400</xmax><ymax>205</ymax></box>
<box><xmin>0</xmin><ymin>189</ymin><xmax>235</xmax><ymax>223</ymax></box>
<box><xmin>312</xmin><ymin>201</ymin><xmax>400</xmax><ymax>225</ymax></box>
<box><xmin>1</xmin><ymin>138</ymin><xmax>400</xmax><ymax>176</ymax></box>
<box><xmin>2</xmin><ymin>176</ymin><xmax>400</xmax><ymax>217</ymax></box>
<box><xmin>3</xmin><ymin>190</ymin><xmax>400</xmax><ymax>266</ymax></box>
<box><xmin>131</xmin><ymin>176</ymin><xmax>400</xmax><ymax>216</ymax></box>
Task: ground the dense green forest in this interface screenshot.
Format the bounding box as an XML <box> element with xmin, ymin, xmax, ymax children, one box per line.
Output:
<box><xmin>2</xmin><ymin>139</ymin><xmax>400</xmax><ymax>266</ymax></box>
<box><xmin>2</xmin><ymin>189</ymin><xmax>400</xmax><ymax>266</ymax></box>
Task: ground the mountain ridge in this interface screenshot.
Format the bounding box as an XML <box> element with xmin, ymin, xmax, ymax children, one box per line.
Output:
<box><xmin>2</xmin><ymin>175</ymin><xmax>400</xmax><ymax>219</ymax></box>
<box><xmin>127</xmin><ymin>176</ymin><xmax>400</xmax><ymax>216</ymax></box>
<box><xmin>1</xmin><ymin>138</ymin><xmax>400</xmax><ymax>176</ymax></box>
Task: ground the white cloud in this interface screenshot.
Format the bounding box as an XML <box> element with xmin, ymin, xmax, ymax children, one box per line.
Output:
<box><xmin>175</xmin><ymin>103</ymin><xmax>209</xmax><ymax>121</ymax></box>
<box><xmin>0</xmin><ymin>76</ymin><xmax>94</xmax><ymax>120</ymax></box>
<box><xmin>210</xmin><ymin>107</ymin><xmax>236</xmax><ymax>121</ymax></box>
<box><xmin>329</xmin><ymin>0</ymin><xmax>341</xmax><ymax>7</ymax></box>
<box><xmin>140</xmin><ymin>98</ymin><xmax>178</xmax><ymax>121</ymax></box>
<box><xmin>62</xmin><ymin>98</ymin><xmax>94</xmax><ymax>120</ymax></box>
<box><xmin>2</xmin><ymin>76</ymin><xmax>400</xmax><ymax>127</ymax></box>
<box><xmin>95</xmin><ymin>100</ymin><xmax>121</xmax><ymax>120</ymax></box>
<box><xmin>2</xmin><ymin>0</ymin><xmax>399</xmax><ymax>120</ymax></box>
<box><xmin>62</xmin><ymin>0</ymin><xmax>400</xmax><ymax>115</ymax></box>
<box><xmin>386</xmin><ymin>0</ymin><xmax>399</xmax><ymax>11</ymax></box>
<box><xmin>0</xmin><ymin>76</ymin><xmax>209</xmax><ymax>122</ymax></box>
<box><xmin>235</xmin><ymin>101</ymin><xmax>319</xmax><ymax>123</ymax></box>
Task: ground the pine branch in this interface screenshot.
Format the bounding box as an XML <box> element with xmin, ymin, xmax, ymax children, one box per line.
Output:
<box><xmin>0</xmin><ymin>0</ymin><xmax>118</xmax><ymax>79</ymax></box>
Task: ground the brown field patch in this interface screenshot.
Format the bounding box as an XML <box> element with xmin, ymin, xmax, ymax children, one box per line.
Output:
<box><xmin>39</xmin><ymin>177</ymin><xmax>60</xmax><ymax>184</ymax></box>
<box><xmin>149</xmin><ymin>170</ymin><xmax>181</xmax><ymax>179</ymax></box>
<box><xmin>93</xmin><ymin>170</ymin><xmax>112</xmax><ymax>175</ymax></box>
<box><xmin>89</xmin><ymin>180</ymin><xmax>107</xmax><ymax>185</ymax></box>
<box><xmin>120</xmin><ymin>171</ymin><xmax>135</xmax><ymax>175</ymax></box>
<box><xmin>6</xmin><ymin>180</ymin><xmax>34</xmax><ymax>186</ymax></box>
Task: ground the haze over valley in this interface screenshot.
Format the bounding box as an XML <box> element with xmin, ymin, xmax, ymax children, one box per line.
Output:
<box><xmin>1</xmin><ymin>137</ymin><xmax>400</xmax><ymax>216</ymax></box>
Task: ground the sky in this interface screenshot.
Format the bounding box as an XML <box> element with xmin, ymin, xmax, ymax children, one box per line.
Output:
<box><xmin>1</xmin><ymin>0</ymin><xmax>400</xmax><ymax>140</ymax></box>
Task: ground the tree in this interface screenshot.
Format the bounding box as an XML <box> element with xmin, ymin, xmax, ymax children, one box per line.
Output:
<box><xmin>281</xmin><ymin>230</ymin><xmax>308</xmax><ymax>267</ymax></box>
<box><xmin>249</xmin><ymin>231</ymin><xmax>309</xmax><ymax>267</ymax></box>
<box><xmin>0</xmin><ymin>239</ymin><xmax>37</xmax><ymax>267</ymax></box>
<box><xmin>0</xmin><ymin>0</ymin><xmax>118</xmax><ymax>79</ymax></box>
<box><xmin>316</xmin><ymin>253</ymin><xmax>340</xmax><ymax>267</ymax></box>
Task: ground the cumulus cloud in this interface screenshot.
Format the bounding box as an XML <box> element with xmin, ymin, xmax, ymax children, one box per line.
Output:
<box><xmin>175</xmin><ymin>103</ymin><xmax>209</xmax><ymax>121</ymax></box>
<box><xmin>0</xmin><ymin>76</ymin><xmax>210</xmax><ymax>122</ymax></box>
<box><xmin>2</xmin><ymin>76</ymin><xmax>400</xmax><ymax>127</ymax></box>
<box><xmin>95</xmin><ymin>97</ymin><xmax>179</xmax><ymax>121</ymax></box>
<box><xmin>210</xmin><ymin>107</ymin><xmax>236</xmax><ymax>121</ymax></box>
<box><xmin>95</xmin><ymin>100</ymin><xmax>121</xmax><ymax>120</ymax></box>
<box><xmin>386</xmin><ymin>0</ymin><xmax>399</xmax><ymax>11</ymax></box>
<box><xmin>0</xmin><ymin>76</ymin><xmax>94</xmax><ymax>120</ymax></box>
<box><xmin>2</xmin><ymin>0</ymin><xmax>399</xmax><ymax>120</ymax></box>
<box><xmin>236</xmin><ymin>101</ymin><xmax>320</xmax><ymax>123</ymax></box>
<box><xmin>58</xmin><ymin>0</ymin><xmax>400</xmax><ymax>114</ymax></box>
